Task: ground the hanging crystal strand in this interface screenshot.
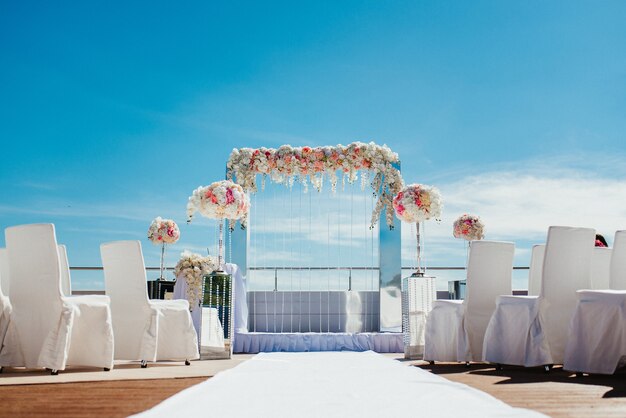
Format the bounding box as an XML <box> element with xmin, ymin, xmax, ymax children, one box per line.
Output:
<box><xmin>159</xmin><ymin>242</ymin><xmax>166</xmax><ymax>280</ymax></box>
<box><xmin>252</xmin><ymin>192</ymin><xmax>257</xmax><ymax>332</ymax></box>
<box><xmin>308</xmin><ymin>189</ymin><xmax>312</xmax><ymax>332</ymax></box>
<box><xmin>326</xmin><ymin>203</ymin><xmax>330</xmax><ymax>333</ymax></box>
<box><xmin>218</xmin><ymin>220</ymin><xmax>224</xmax><ymax>271</ymax></box>
<box><xmin>290</xmin><ymin>183</ymin><xmax>294</xmax><ymax>333</ymax></box>
<box><xmin>298</xmin><ymin>182</ymin><xmax>302</xmax><ymax>333</ymax></box>
<box><xmin>228</xmin><ymin>224</ymin><xmax>232</xmax><ymax>267</ymax></box>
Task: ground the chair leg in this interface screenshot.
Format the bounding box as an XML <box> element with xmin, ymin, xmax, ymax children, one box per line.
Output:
<box><xmin>104</xmin><ymin>367</ymin><xmax>111</xmax><ymax>372</ymax></box>
<box><xmin>0</xmin><ymin>367</ymin><xmax>3</xmax><ymax>374</ymax></box>
<box><xmin>429</xmin><ymin>361</ymin><xmax>435</xmax><ymax>365</ymax></box>
<box><xmin>51</xmin><ymin>369</ymin><xmax>58</xmax><ymax>375</ymax></box>
<box><xmin>140</xmin><ymin>360</ymin><xmax>148</xmax><ymax>368</ymax></box>
<box><xmin>185</xmin><ymin>359</ymin><xmax>191</xmax><ymax>366</ymax></box>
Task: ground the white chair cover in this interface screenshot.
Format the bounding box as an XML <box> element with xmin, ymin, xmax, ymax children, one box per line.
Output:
<box><xmin>610</xmin><ymin>231</ymin><xmax>626</xmax><ymax>290</ymax></box>
<box><xmin>0</xmin><ymin>248</ymin><xmax>12</xmax><ymax>352</ymax></box>
<box><xmin>100</xmin><ymin>241</ymin><xmax>199</xmax><ymax>362</ymax></box>
<box><xmin>0</xmin><ymin>224</ymin><xmax>114</xmax><ymax>371</ymax></box>
<box><xmin>591</xmin><ymin>247</ymin><xmax>612</xmax><ymax>290</ymax></box>
<box><xmin>424</xmin><ymin>241</ymin><xmax>515</xmax><ymax>362</ymax></box>
<box><xmin>58</xmin><ymin>244</ymin><xmax>72</xmax><ymax>296</ymax></box>
<box><xmin>527</xmin><ymin>245</ymin><xmax>545</xmax><ymax>296</ymax></box>
<box><xmin>483</xmin><ymin>226</ymin><xmax>595</xmax><ymax>367</ymax></box>
<box><xmin>564</xmin><ymin>230</ymin><xmax>626</xmax><ymax>374</ymax></box>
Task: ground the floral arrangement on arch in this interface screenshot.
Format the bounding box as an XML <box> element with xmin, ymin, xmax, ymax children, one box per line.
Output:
<box><xmin>174</xmin><ymin>251</ymin><xmax>219</xmax><ymax>311</ymax></box>
<box><xmin>187</xmin><ymin>180</ymin><xmax>251</xmax><ymax>229</ymax></box>
<box><xmin>453</xmin><ymin>214</ymin><xmax>485</xmax><ymax>241</ymax></box>
<box><xmin>392</xmin><ymin>184</ymin><xmax>442</xmax><ymax>223</ymax></box>
<box><xmin>147</xmin><ymin>217</ymin><xmax>180</xmax><ymax>244</ymax></box>
<box><xmin>226</xmin><ymin>141</ymin><xmax>403</xmax><ymax>228</ymax></box>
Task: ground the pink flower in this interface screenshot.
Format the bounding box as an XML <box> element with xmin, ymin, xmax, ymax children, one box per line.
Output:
<box><xmin>396</xmin><ymin>204</ymin><xmax>405</xmax><ymax>215</ymax></box>
<box><xmin>226</xmin><ymin>188</ymin><xmax>235</xmax><ymax>204</ymax></box>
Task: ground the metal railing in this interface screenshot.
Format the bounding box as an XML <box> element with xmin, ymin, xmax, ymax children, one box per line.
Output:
<box><xmin>69</xmin><ymin>265</ymin><xmax>531</xmax><ymax>292</ymax></box>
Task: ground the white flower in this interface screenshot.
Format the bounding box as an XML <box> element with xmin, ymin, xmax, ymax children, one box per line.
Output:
<box><xmin>174</xmin><ymin>251</ymin><xmax>219</xmax><ymax>310</ymax></box>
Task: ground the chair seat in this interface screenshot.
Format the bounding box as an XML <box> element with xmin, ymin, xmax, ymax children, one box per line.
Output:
<box><xmin>563</xmin><ymin>290</ymin><xmax>626</xmax><ymax>374</ymax></box>
<box><xmin>482</xmin><ymin>295</ymin><xmax>552</xmax><ymax>367</ymax></box>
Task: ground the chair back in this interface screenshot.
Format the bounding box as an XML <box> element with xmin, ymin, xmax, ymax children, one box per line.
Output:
<box><xmin>5</xmin><ymin>224</ymin><xmax>64</xmax><ymax>367</ymax></box>
<box><xmin>100</xmin><ymin>240</ymin><xmax>152</xmax><ymax>359</ymax></box>
<box><xmin>591</xmin><ymin>247</ymin><xmax>612</xmax><ymax>290</ymax></box>
<box><xmin>0</xmin><ymin>248</ymin><xmax>9</xmax><ymax>298</ymax></box>
<box><xmin>464</xmin><ymin>240</ymin><xmax>515</xmax><ymax>360</ymax></box>
<box><xmin>58</xmin><ymin>245</ymin><xmax>72</xmax><ymax>296</ymax></box>
<box><xmin>540</xmin><ymin>226</ymin><xmax>595</xmax><ymax>362</ymax></box>
<box><xmin>527</xmin><ymin>244</ymin><xmax>545</xmax><ymax>296</ymax></box>
<box><xmin>610</xmin><ymin>230</ymin><xmax>626</xmax><ymax>290</ymax></box>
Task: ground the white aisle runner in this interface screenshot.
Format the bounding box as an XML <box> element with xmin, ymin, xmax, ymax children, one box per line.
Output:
<box><xmin>134</xmin><ymin>351</ymin><xmax>545</xmax><ymax>418</ymax></box>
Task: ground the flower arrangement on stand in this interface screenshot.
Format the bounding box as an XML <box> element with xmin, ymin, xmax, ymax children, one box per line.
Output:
<box><xmin>174</xmin><ymin>251</ymin><xmax>218</xmax><ymax>311</ymax></box>
<box><xmin>393</xmin><ymin>184</ymin><xmax>443</xmax><ymax>276</ymax></box>
<box><xmin>453</xmin><ymin>214</ymin><xmax>485</xmax><ymax>269</ymax></box>
<box><xmin>186</xmin><ymin>179</ymin><xmax>251</xmax><ymax>271</ymax></box>
<box><xmin>453</xmin><ymin>214</ymin><xmax>485</xmax><ymax>241</ymax></box>
<box><xmin>147</xmin><ymin>217</ymin><xmax>180</xmax><ymax>280</ymax></box>
<box><xmin>226</xmin><ymin>141</ymin><xmax>403</xmax><ymax>229</ymax></box>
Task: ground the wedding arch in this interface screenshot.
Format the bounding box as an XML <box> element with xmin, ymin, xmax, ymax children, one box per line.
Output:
<box><xmin>225</xmin><ymin>142</ymin><xmax>405</xmax><ymax>350</ymax></box>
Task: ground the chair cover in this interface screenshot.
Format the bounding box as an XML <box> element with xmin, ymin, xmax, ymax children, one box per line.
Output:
<box><xmin>564</xmin><ymin>230</ymin><xmax>626</xmax><ymax>374</ymax></box>
<box><xmin>424</xmin><ymin>241</ymin><xmax>515</xmax><ymax>362</ymax></box>
<box><xmin>527</xmin><ymin>245</ymin><xmax>545</xmax><ymax>296</ymax></box>
<box><xmin>100</xmin><ymin>241</ymin><xmax>199</xmax><ymax>362</ymax></box>
<box><xmin>590</xmin><ymin>247</ymin><xmax>612</xmax><ymax>290</ymax></box>
<box><xmin>0</xmin><ymin>224</ymin><xmax>114</xmax><ymax>371</ymax></box>
<box><xmin>483</xmin><ymin>226</ymin><xmax>594</xmax><ymax>367</ymax></box>
<box><xmin>58</xmin><ymin>245</ymin><xmax>72</xmax><ymax>296</ymax></box>
<box><xmin>0</xmin><ymin>249</ymin><xmax>12</xmax><ymax>352</ymax></box>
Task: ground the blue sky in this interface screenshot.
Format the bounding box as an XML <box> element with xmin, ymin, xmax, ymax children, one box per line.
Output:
<box><xmin>1</xmin><ymin>1</ymin><xmax>625</xmax><ymax>290</ymax></box>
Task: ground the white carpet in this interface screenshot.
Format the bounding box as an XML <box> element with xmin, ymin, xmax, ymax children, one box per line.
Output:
<box><xmin>134</xmin><ymin>351</ymin><xmax>546</xmax><ymax>418</ymax></box>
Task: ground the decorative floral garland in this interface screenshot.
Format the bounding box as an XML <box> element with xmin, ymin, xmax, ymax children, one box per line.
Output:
<box><xmin>393</xmin><ymin>184</ymin><xmax>442</xmax><ymax>223</ymax></box>
<box><xmin>173</xmin><ymin>251</ymin><xmax>219</xmax><ymax>311</ymax></box>
<box><xmin>187</xmin><ymin>180</ymin><xmax>251</xmax><ymax>229</ymax></box>
<box><xmin>147</xmin><ymin>217</ymin><xmax>180</xmax><ymax>244</ymax></box>
<box><xmin>453</xmin><ymin>214</ymin><xmax>485</xmax><ymax>241</ymax></box>
<box><xmin>226</xmin><ymin>141</ymin><xmax>403</xmax><ymax>228</ymax></box>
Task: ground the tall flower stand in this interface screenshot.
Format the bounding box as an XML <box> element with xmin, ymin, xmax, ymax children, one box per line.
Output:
<box><xmin>201</xmin><ymin>270</ymin><xmax>234</xmax><ymax>359</ymax></box>
<box><xmin>402</xmin><ymin>223</ymin><xmax>436</xmax><ymax>359</ymax></box>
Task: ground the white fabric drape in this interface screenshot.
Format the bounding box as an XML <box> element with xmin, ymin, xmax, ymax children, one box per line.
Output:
<box><xmin>58</xmin><ymin>244</ymin><xmax>72</xmax><ymax>297</ymax></box>
<box><xmin>0</xmin><ymin>224</ymin><xmax>114</xmax><ymax>371</ymax></box>
<box><xmin>527</xmin><ymin>245</ymin><xmax>545</xmax><ymax>296</ymax></box>
<box><xmin>133</xmin><ymin>351</ymin><xmax>546</xmax><ymax>418</ymax></box>
<box><xmin>233</xmin><ymin>332</ymin><xmax>403</xmax><ymax>353</ymax></box>
<box><xmin>483</xmin><ymin>226</ymin><xmax>595</xmax><ymax>367</ymax></box>
<box><xmin>0</xmin><ymin>249</ymin><xmax>12</xmax><ymax>353</ymax></box>
<box><xmin>563</xmin><ymin>230</ymin><xmax>626</xmax><ymax>374</ymax></box>
<box><xmin>591</xmin><ymin>247</ymin><xmax>612</xmax><ymax>290</ymax></box>
<box><xmin>100</xmin><ymin>240</ymin><xmax>198</xmax><ymax>363</ymax></box>
<box><xmin>424</xmin><ymin>241</ymin><xmax>515</xmax><ymax>362</ymax></box>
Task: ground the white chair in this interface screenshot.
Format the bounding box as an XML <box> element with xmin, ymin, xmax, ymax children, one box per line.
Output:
<box><xmin>424</xmin><ymin>241</ymin><xmax>515</xmax><ymax>364</ymax></box>
<box><xmin>564</xmin><ymin>230</ymin><xmax>626</xmax><ymax>374</ymax></box>
<box><xmin>100</xmin><ymin>240</ymin><xmax>199</xmax><ymax>366</ymax></box>
<box><xmin>590</xmin><ymin>247</ymin><xmax>612</xmax><ymax>290</ymax></box>
<box><xmin>0</xmin><ymin>248</ymin><xmax>12</xmax><ymax>369</ymax></box>
<box><xmin>527</xmin><ymin>244</ymin><xmax>545</xmax><ymax>296</ymax></box>
<box><xmin>58</xmin><ymin>244</ymin><xmax>72</xmax><ymax>296</ymax></box>
<box><xmin>0</xmin><ymin>224</ymin><xmax>114</xmax><ymax>374</ymax></box>
<box><xmin>482</xmin><ymin>226</ymin><xmax>595</xmax><ymax>369</ymax></box>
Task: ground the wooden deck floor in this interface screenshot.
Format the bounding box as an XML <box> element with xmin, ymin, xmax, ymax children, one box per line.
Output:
<box><xmin>2</xmin><ymin>361</ymin><xmax>626</xmax><ymax>417</ymax></box>
<box><xmin>418</xmin><ymin>362</ymin><xmax>626</xmax><ymax>418</ymax></box>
